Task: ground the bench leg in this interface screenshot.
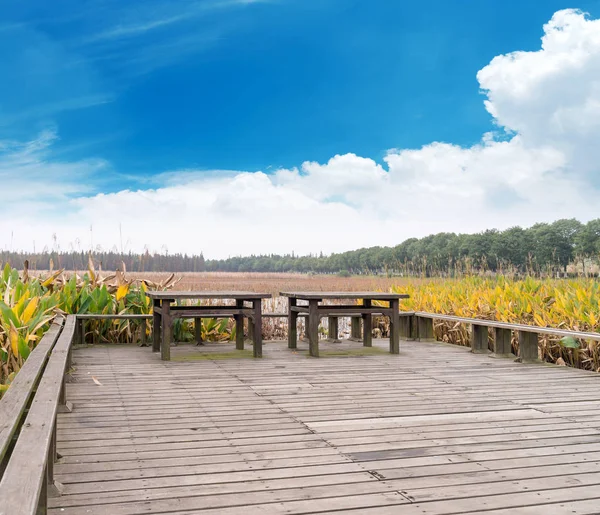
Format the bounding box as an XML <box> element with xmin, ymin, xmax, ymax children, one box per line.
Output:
<box><xmin>152</xmin><ymin>300</ymin><xmax>161</xmax><ymax>353</ymax></box>
<box><xmin>195</xmin><ymin>318</ymin><xmax>205</xmax><ymax>346</ymax></box>
<box><xmin>307</xmin><ymin>300</ymin><xmax>319</xmax><ymax>357</ymax></box>
<box><xmin>471</xmin><ymin>324</ymin><xmax>489</xmax><ymax>354</ymax></box>
<box><xmin>235</xmin><ymin>300</ymin><xmax>244</xmax><ymax>350</ymax></box>
<box><xmin>288</xmin><ymin>298</ymin><xmax>298</xmax><ymax>349</ymax></box>
<box><xmin>492</xmin><ymin>327</ymin><xmax>515</xmax><ymax>358</ymax></box>
<box><xmin>327</xmin><ymin>316</ymin><xmax>340</xmax><ymax>343</ymax></box>
<box><xmin>247</xmin><ymin>317</ymin><xmax>255</xmax><ymax>344</ymax></box>
<box><xmin>518</xmin><ymin>331</ymin><xmax>540</xmax><ymax>363</ymax></box>
<box><xmin>139</xmin><ymin>319</ymin><xmax>148</xmax><ymax>347</ymax></box>
<box><xmin>389</xmin><ymin>299</ymin><xmax>400</xmax><ymax>354</ymax></box>
<box><xmin>161</xmin><ymin>301</ymin><xmax>171</xmax><ymax>361</ymax></box>
<box><xmin>77</xmin><ymin>318</ymin><xmax>84</xmax><ymax>345</ymax></box>
<box><xmin>253</xmin><ymin>299</ymin><xmax>263</xmax><ymax>358</ymax></box>
<box><xmin>350</xmin><ymin>316</ymin><xmax>362</xmax><ymax>342</ymax></box>
<box><xmin>417</xmin><ymin>317</ymin><xmax>435</xmax><ymax>342</ymax></box>
<box><xmin>362</xmin><ymin>299</ymin><xmax>372</xmax><ymax>347</ymax></box>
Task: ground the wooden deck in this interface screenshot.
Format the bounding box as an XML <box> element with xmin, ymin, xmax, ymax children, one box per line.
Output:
<box><xmin>50</xmin><ymin>339</ymin><xmax>600</xmax><ymax>514</ymax></box>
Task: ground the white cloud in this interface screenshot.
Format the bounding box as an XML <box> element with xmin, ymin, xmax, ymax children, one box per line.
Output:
<box><xmin>1</xmin><ymin>9</ymin><xmax>600</xmax><ymax>258</ymax></box>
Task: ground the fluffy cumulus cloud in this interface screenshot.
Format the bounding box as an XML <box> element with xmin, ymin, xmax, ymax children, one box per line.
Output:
<box><xmin>1</xmin><ymin>9</ymin><xmax>600</xmax><ymax>258</ymax></box>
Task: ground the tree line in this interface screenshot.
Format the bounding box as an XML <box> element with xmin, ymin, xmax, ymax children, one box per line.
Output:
<box><xmin>2</xmin><ymin>218</ymin><xmax>599</xmax><ymax>276</ymax></box>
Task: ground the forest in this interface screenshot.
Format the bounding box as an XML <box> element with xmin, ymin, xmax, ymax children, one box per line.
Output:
<box><xmin>2</xmin><ymin>218</ymin><xmax>599</xmax><ymax>276</ymax></box>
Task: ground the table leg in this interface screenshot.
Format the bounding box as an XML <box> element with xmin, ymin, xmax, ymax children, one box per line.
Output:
<box><xmin>235</xmin><ymin>300</ymin><xmax>244</xmax><ymax>350</ymax></box>
<box><xmin>389</xmin><ymin>299</ymin><xmax>400</xmax><ymax>354</ymax></box>
<box><xmin>161</xmin><ymin>300</ymin><xmax>171</xmax><ymax>361</ymax></box>
<box><xmin>252</xmin><ymin>299</ymin><xmax>262</xmax><ymax>358</ymax></box>
<box><xmin>152</xmin><ymin>299</ymin><xmax>161</xmax><ymax>353</ymax></box>
<box><xmin>362</xmin><ymin>299</ymin><xmax>373</xmax><ymax>347</ymax></box>
<box><xmin>288</xmin><ymin>298</ymin><xmax>298</xmax><ymax>349</ymax></box>
<box><xmin>308</xmin><ymin>300</ymin><xmax>319</xmax><ymax>357</ymax></box>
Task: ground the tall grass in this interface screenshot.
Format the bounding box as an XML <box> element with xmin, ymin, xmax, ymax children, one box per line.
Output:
<box><xmin>392</xmin><ymin>277</ymin><xmax>600</xmax><ymax>370</ymax></box>
<box><xmin>0</xmin><ymin>262</ymin><xmax>236</xmax><ymax>395</ymax></box>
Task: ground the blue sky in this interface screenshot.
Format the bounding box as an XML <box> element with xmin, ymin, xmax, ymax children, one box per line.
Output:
<box><xmin>2</xmin><ymin>1</ymin><xmax>600</xmax><ymax>257</ymax></box>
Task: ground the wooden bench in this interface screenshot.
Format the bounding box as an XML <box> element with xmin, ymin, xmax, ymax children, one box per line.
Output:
<box><xmin>0</xmin><ymin>315</ymin><xmax>76</xmax><ymax>515</ymax></box>
<box><xmin>412</xmin><ymin>312</ymin><xmax>600</xmax><ymax>363</ymax></box>
<box><xmin>262</xmin><ymin>311</ymin><xmax>368</xmax><ymax>342</ymax></box>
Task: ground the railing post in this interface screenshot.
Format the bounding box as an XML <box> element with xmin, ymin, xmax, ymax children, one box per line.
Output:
<box><xmin>77</xmin><ymin>317</ymin><xmax>84</xmax><ymax>345</ymax></box>
<box><xmin>350</xmin><ymin>316</ymin><xmax>362</xmax><ymax>342</ymax></box>
<box><xmin>234</xmin><ymin>301</ymin><xmax>244</xmax><ymax>350</ymax></box>
<box><xmin>152</xmin><ymin>299</ymin><xmax>161</xmax><ymax>353</ymax></box>
<box><xmin>389</xmin><ymin>299</ymin><xmax>400</xmax><ymax>354</ymax></box>
<box><xmin>139</xmin><ymin>319</ymin><xmax>148</xmax><ymax>347</ymax></box>
<box><xmin>161</xmin><ymin>300</ymin><xmax>171</xmax><ymax>361</ymax></box>
<box><xmin>247</xmin><ymin>317</ymin><xmax>255</xmax><ymax>344</ymax></box>
<box><xmin>417</xmin><ymin>316</ymin><xmax>435</xmax><ymax>342</ymax></box>
<box><xmin>327</xmin><ymin>316</ymin><xmax>341</xmax><ymax>342</ymax></box>
<box><xmin>46</xmin><ymin>421</ymin><xmax>64</xmax><ymax>499</ymax></box>
<box><xmin>492</xmin><ymin>327</ymin><xmax>515</xmax><ymax>358</ymax></box>
<box><xmin>362</xmin><ymin>299</ymin><xmax>373</xmax><ymax>347</ymax></box>
<box><xmin>288</xmin><ymin>298</ymin><xmax>298</xmax><ymax>349</ymax></box>
<box><xmin>252</xmin><ymin>299</ymin><xmax>263</xmax><ymax>358</ymax></box>
<box><xmin>400</xmin><ymin>315</ymin><xmax>415</xmax><ymax>340</ymax></box>
<box><xmin>38</xmin><ymin>462</ymin><xmax>48</xmax><ymax>514</ymax></box>
<box><xmin>58</xmin><ymin>348</ymin><xmax>74</xmax><ymax>414</ymax></box>
<box><xmin>410</xmin><ymin>315</ymin><xmax>419</xmax><ymax>340</ymax></box>
<box><xmin>196</xmin><ymin>317</ymin><xmax>206</xmax><ymax>347</ymax></box>
<box><xmin>471</xmin><ymin>324</ymin><xmax>489</xmax><ymax>354</ymax></box>
<box><xmin>518</xmin><ymin>330</ymin><xmax>540</xmax><ymax>363</ymax></box>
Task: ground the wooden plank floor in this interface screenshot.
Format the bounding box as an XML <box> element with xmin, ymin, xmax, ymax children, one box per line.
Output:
<box><xmin>50</xmin><ymin>338</ymin><xmax>600</xmax><ymax>514</ymax></box>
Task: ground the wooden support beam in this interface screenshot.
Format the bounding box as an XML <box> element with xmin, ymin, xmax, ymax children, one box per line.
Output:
<box><xmin>308</xmin><ymin>300</ymin><xmax>319</xmax><ymax>357</ymax></box>
<box><xmin>152</xmin><ymin>299</ymin><xmax>161</xmax><ymax>353</ymax></box>
<box><xmin>491</xmin><ymin>327</ymin><xmax>515</xmax><ymax>358</ymax></box>
<box><xmin>362</xmin><ymin>299</ymin><xmax>373</xmax><ymax>348</ymax></box>
<box><xmin>471</xmin><ymin>324</ymin><xmax>489</xmax><ymax>354</ymax></box>
<box><xmin>195</xmin><ymin>318</ymin><xmax>205</xmax><ymax>347</ymax></box>
<box><xmin>234</xmin><ymin>301</ymin><xmax>244</xmax><ymax>350</ymax></box>
<box><xmin>247</xmin><ymin>317</ymin><xmax>255</xmax><ymax>345</ymax></box>
<box><xmin>518</xmin><ymin>330</ymin><xmax>540</xmax><ymax>363</ymax></box>
<box><xmin>327</xmin><ymin>316</ymin><xmax>341</xmax><ymax>343</ymax></box>
<box><xmin>349</xmin><ymin>316</ymin><xmax>362</xmax><ymax>342</ymax></box>
<box><xmin>252</xmin><ymin>299</ymin><xmax>263</xmax><ymax>358</ymax></box>
<box><xmin>389</xmin><ymin>298</ymin><xmax>400</xmax><ymax>354</ymax></box>
<box><xmin>417</xmin><ymin>316</ymin><xmax>435</xmax><ymax>342</ymax></box>
<box><xmin>288</xmin><ymin>298</ymin><xmax>298</xmax><ymax>349</ymax></box>
<box><xmin>139</xmin><ymin>319</ymin><xmax>148</xmax><ymax>347</ymax></box>
<box><xmin>161</xmin><ymin>300</ymin><xmax>171</xmax><ymax>361</ymax></box>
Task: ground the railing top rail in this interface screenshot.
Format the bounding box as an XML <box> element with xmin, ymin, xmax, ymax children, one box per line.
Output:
<box><xmin>415</xmin><ymin>311</ymin><xmax>600</xmax><ymax>341</ymax></box>
<box><xmin>0</xmin><ymin>318</ymin><xmax>64</xmax><ymax>466</ymax></box>
<box><xmin>0</xmin><ymin>315</ymin><xmax>76</xmax><ymax>515</ymax></box>
<box><xmin>75</xmin><ymin>314</ymin><xmax>152</xmax><ymax>319</ymax></box>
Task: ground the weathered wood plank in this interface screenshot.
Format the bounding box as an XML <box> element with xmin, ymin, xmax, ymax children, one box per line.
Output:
<box><xmin>146</xmin><ymin>291</ymin><xmax>272</xmax><ymax>300</ymax></box>
<box><xmin>46</xmin><ymin>337</ymin><xmax>600</xmax><ymax>514</ymax></box>
<box><xmin>0</xmin><ymin>316</ymin><xmax>75</xmax><ymax>515</ymax></box>
<box><xmin>0</xmin><ymin>320</ymin><xmax>63</xmax><ymax>467</ymax></box>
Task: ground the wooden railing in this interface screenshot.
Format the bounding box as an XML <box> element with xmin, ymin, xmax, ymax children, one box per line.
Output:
<box><xmin>0</xmin><ymin>315</ymin><xmax>76</xmax><ymax>515</ymax></box>
<box><xmin>411</xmin><ymin>312</ymin><xmax>600</xmax><ymax>362</ymax></box>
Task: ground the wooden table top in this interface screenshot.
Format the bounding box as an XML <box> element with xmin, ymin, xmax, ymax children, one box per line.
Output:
<box><xmin>279</xmin><ymin>291</ymin><xmax>409</xmax><ymax>300</ymax></box>
<box><xmin>145</xmin><ymin>291</ymin><xmax>272</xmax><ymax>300</ymax></box>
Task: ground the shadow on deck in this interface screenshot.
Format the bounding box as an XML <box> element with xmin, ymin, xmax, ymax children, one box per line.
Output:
<box><xmin>51</xmin><ymin>339</ymin><xmax>600</xmax><ymax>514</ymax></box>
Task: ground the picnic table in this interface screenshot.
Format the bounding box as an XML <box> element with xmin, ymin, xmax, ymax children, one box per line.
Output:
<box><xmin>280</xmin><ymin>291</ymin><xmax>410</xmax><ymax>357</ymax></box>
<box><xmin>146</xmin><ymin>291</ymin><xmax>272</xmax><ymax>360</ymax></box>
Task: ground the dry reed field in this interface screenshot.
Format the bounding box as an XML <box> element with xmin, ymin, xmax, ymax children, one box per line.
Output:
<box><xmin>125</xmin><ymin>271</ymin><xmax>408</xmax><ymax>295</ymax></box>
